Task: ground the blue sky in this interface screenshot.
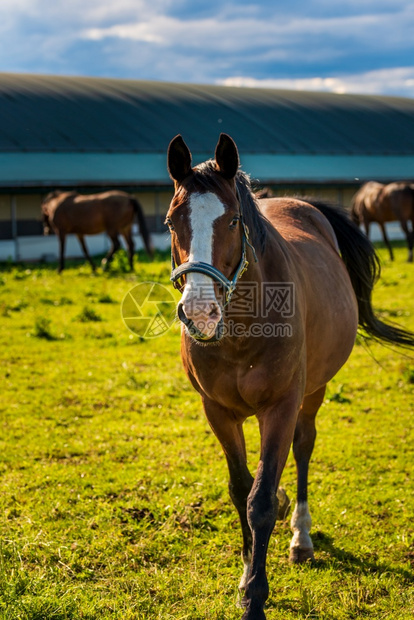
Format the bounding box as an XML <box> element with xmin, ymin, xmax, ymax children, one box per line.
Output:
<box><xmin>2</xmin><ymin>0</ymin><xmax>414</xmax><ymax>97</ymax></box>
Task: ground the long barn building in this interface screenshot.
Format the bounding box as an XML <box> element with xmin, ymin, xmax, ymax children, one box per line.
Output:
<box><xmin>1</xmin><ymin>73</ymin><xmax>414</xmax><ymax>261</ymax></box>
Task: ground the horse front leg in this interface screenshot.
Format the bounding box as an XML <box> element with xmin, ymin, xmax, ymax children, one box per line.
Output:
<box><xmin>242</xmin><ymin>391</ymin><xmax>301</xmax><ymax>620</ymax></box>
<box><xmin>77</xmin><ymin>234</ymin><xmax>95</xmax><ymax>272</ymax></box>
<box><xmin>379</xmin><ymin>223</ymin><xmax>394</xmax><ymax>261</ymax></box>
<box><xmin>122</xmin><ymin>229</ymin><xmax>135</xmax><ymax>270</ymax></box>
<box><xmin>58</xmin><ymin>232</ymin><xmax>66</xmax><ymax>273</ymax></box>
<box><xmin>101</xmin><ymin>234</ymin><xmax>121</xmax><ymax>270</ymax></box>
<box><xmin>202</xmin><ymin>398</ymin><xmax>254</xmax><ymax>594</ymax></box>
<box><xmin>400</xmin><ymin>219</ymin><xmax>413</xmax><ymax>262</ymax></box>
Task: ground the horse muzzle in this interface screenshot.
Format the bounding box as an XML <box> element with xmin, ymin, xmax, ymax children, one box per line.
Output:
<box><xmin>177</xmin><ymin>301</ymin><xmax>224</xmax><ymax>343</ymax></box>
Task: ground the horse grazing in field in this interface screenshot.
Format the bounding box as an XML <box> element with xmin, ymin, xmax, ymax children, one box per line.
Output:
<box><xmin>378</xmin><ymin>182</ymin><xmax>414</xmax><ymax>262</ymax></box>
<box><xmin>41</xmin><ymin>190</ymin><xmax>154</xmax><ymax>272</ymax></box>
<box><xmin>254</xmin><ymin>187</ymin><xmax>274</xmax><ymax>199</ymax></box>
<box><xmin>351</xmin><ymin>181</ymin><xmax>414</xmax><ymax>261</ymax></box>
<box><xmin>351</xmin><ymin>181</ymin><xmax>389</xmax><ymax>254</ymax></box>
<box><xmin>166</xmin><ymin>133</ymin><xmax>414</xmax><ymax>620</ymax></box>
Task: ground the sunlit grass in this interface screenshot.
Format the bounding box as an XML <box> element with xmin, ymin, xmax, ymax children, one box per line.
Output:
<box><xmin>0</xmin><ymin>244</ymin><xmax>413</xmax><ymax>619</ymax></box>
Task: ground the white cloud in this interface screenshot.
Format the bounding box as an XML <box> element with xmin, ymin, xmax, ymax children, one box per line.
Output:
<box><xmin>218</xmin><ymin>67</ymin><xmax>414</xmax><ymax>98</ymax></box>
<box><xmin>78</xmin><ymin>4</ymin><xmax>414</xmax><ymax>54</ymax></box>
<box><xmin>0</xmin><ymin>0</ymin><xmax>169</xmax><ymax>21</ymax></box>
<box><xmin>84</xmin><ymin>24</ymin><xmax>164</xmax><ymax>44</ymax></box>
<box><xmin>1</xmin><ymin>1</ymin><xmax>414</xmax><ymax>97</ymax></box>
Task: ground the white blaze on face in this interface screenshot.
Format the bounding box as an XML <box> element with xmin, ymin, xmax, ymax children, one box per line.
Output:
<box><xmin>181</xmin><ymin>192</ymin><xmax>225</xmax><ymax>338</ymax></box>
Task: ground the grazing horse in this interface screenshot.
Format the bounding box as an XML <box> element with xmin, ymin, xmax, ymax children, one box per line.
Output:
<box><xmin>166</xmin><ymin>133</ymin><xmax>414</xmax><ymax>620</ymax></box>
<box><xmin>41</xmin><ymin>190</ymin><xmax>153</xmax><ymax>272</ymax></box>
<box><xmin>350</xmin><ymin>181</ymin><xmax>390</xmax><ymax>256</ymax></box>
<box><xmin>254</xmin><ymin>187</ymin><xmax>274</xmax><ymax>199</ymax></box>
<box><xmin>351</xmin><ymin>181</ymin><xmax>414</xmax><ymax>261</ymax></box>
<box><xmin>378</xmin><ymin>182</ymin><xmax>414</xmax><ymax>262</ymax></box>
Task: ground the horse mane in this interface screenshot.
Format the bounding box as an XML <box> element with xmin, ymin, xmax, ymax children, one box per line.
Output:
<box><xmin>42</xmin><ymin>190</ymin><xmax>77</xmax><ymax>208</ymax></box>
<box><xmin>189</xmin><ymin>160</ymin><xmax>268</xmax><ymax>253</ymax></box>
<box><xmin>235</xmin><ymin>170</ymin><xmax>268</xmax><ymax>253</ymax></box>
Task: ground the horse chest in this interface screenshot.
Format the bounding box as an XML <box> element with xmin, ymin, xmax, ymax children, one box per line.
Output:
<box><xmin>184</xmin><ymin>347</ymin><xmax>298</xmax><ymax>415</ymax></box>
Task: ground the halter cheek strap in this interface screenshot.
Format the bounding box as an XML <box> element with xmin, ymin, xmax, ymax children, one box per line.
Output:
<box><xmin>170</xmin><ymin>188</ymin><xmax>258</xmax><ymax>305</ymax></box>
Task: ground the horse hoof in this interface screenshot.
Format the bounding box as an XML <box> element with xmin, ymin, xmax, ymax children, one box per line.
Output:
<box><xmin>289</xmin><ymin>546</ymin><xmax>314</xmax><ymax>564</ymax></box>
<box><xmin>276</xmin><ymin>487</ymin><xmax>291</xmax><ymax>520</ymax></box>
<box><xmin>241</xmin><ymin>604</ymin><xmax>266</xmax><ymax>620</ymax></box>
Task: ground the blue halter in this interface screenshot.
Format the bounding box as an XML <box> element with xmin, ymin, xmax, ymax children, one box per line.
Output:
<box><xmin>170</xmin><ymin>188</ymin><xmax>258</xmax><ymax>305</ymax></box>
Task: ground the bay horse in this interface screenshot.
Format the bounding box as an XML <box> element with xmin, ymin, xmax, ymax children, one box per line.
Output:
<box><xmin>378</xmin><ymin>182</ymin><xmax>414</xmax><ymax>262</ymax></box>
<box><xmin>166</xmin><ymin>133</ymin><xmax>414</xmax><ymax>620</ymax></box>
<box><xmin>254</xmin><ymin>187</ymin><xmax>274</xmax><ymax>199</ymax></box>
<box><xmin>41</xmin><ymin>190</ymin><xmax>154</xmax><ymax>272</ymax></box>
<box><xmin>351</xmin><ymin>181</ymin><xmax>414</xmax><ymax>261</ymax></box>
<box><xmin>351</xmin><ymin>181</ymin><xmax>389</xmax><ymax>255</ymax></box>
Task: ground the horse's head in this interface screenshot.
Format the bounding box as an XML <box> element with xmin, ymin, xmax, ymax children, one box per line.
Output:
<box><xmin>167</xmin><ymin>133</ymin><xmax>247</xmax><ymax>343</ymax></box>
<box><xmin>41</xmin><ymin>192</ymin><xmax>60</xmax><ymax>235</ymax></box>
<box><xmin>40</xmin><ymin>191</ymin><xmax>75</xmax><ymax>235</ymax></box>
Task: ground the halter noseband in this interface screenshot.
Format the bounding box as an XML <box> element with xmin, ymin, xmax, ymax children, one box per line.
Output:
<box><xmin>170</xmin><ymin>187</ymin><xmax>258</xmax><ymax>305</ymax></box>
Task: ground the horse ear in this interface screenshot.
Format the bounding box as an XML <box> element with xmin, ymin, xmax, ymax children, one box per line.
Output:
<box><xmin>215</xmin><ymin>133</ymin><xmax>239</xmax><ymax>180</ymax></box>
<box><xmin>168</xmin><ymin>135</ymin><xmax>192</xmax><ymax>183</ymax></box>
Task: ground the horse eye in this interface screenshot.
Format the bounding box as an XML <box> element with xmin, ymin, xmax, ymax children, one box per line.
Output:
<box><xmin>165</xmin><ymin>217</ymin><xmax>175</xmax><ymax>232</ymax></box>
<box><xmin>229</xmin><ymin>216</ymin><xmax>240</xmax><ymax>229</ymax></box>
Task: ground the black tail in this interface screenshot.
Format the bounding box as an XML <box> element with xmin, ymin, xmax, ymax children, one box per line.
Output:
<box><xmin>308</xmin><ymin>199</ymin><xmax>414</xmax><ymax>348</ymax></box>
<box><xmin>131</xmin><ymin>198</ymin><xmax>154</xmax><ymax>257</ymax></box>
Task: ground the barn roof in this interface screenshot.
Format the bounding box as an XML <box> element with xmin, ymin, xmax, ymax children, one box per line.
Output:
<box><xmin>1</xmin><ymin>73</ymin><xmax>414</xmax><ymax>187</ymax></box>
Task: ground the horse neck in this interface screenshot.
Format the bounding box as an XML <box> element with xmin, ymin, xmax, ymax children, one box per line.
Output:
<box><xmin>247</xmin><ymin>218</ymin><xmax>291</xmax><ymax>282</ymax></box>
<box><xmin>219</xmin><ymin>220</ymin><xmax>293</xmax><ymax>345</ymax></box>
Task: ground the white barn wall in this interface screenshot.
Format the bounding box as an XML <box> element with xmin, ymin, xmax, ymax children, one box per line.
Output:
<box><xmin>0</xmin><ymin>232</ymin><xmax>172</xmax><ymax>263</ymax></box>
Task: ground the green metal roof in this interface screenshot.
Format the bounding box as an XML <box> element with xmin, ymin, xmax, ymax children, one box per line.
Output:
<box><xmin>1</xmin><ymin>73</ymin><xmax>414</xmax><ymax>186</ymax></box>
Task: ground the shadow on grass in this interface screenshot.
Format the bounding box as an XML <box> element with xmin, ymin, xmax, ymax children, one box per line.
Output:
<box><xmin>312</xmin><ymin>530</ymin><xmax>414</xmax><ymax>582</ymax></box>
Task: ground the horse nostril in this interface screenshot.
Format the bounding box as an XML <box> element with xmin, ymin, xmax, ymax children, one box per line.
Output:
<box><xmin>209</xmin><ymin>303</ymin><xmax>220</xmax><ymax>320</ymax></box>
<box><xmin>177</xmin><ymin>302</ymin><xmax>190</xmax><ymax>325</ymax></box>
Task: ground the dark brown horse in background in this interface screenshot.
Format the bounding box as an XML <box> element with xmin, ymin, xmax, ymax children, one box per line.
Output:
<box><xmin>254</xmin><ymin>187</ymin><xmax>274</xmax><ymax>199</ymax></box>
<box><xmin>167</xmin><ymin>133</ymin><xmax>414</xmax><ymax>620</ymax></box>
<box><xmin>351</xmin><ymin>181</ymin><xmax>414</xmax><ymax>261</ymax></box>
<box><xmin>42</xmin><ymin>190</ymin><xmax>154</xmax><ymax>272</ymax></box>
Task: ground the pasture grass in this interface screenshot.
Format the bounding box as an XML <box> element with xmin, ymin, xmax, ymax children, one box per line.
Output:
<box><xmin>0</xmin><ymin>244</ymin><xmax>413</xmax><ymax>619</ymax></box>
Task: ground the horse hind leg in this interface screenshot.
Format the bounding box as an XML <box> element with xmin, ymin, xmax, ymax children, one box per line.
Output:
<box><xmin>276</xmin><ymin>486</ymin><xmax>290</xmax><ymax>520</ymax></box>
<box><xmin>290</xmin><ymin>385</ymin><xmax>326</xmax><ymax>563</ymax></box>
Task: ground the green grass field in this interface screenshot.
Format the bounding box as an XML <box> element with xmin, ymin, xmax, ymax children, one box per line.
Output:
<box><xmin>0</xmin><ymin>243</ymin><xmax>413</xmax><ymax>619</ymax></box>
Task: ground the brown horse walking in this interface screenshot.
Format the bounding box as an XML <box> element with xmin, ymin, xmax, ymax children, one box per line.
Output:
<box><xmin>351</xmin><ymin>181</ymin><xmax>414</xmax><ymax>261</ymax></box>
<box><xmin>166</xmin><ymin>133</ymin><xmax>414</xmax><ymax>620</ymax></box>
<box><xmin>41</xmin><ymin>190</ymin><xmax>154</xmax><ymax>272</ymax></box>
